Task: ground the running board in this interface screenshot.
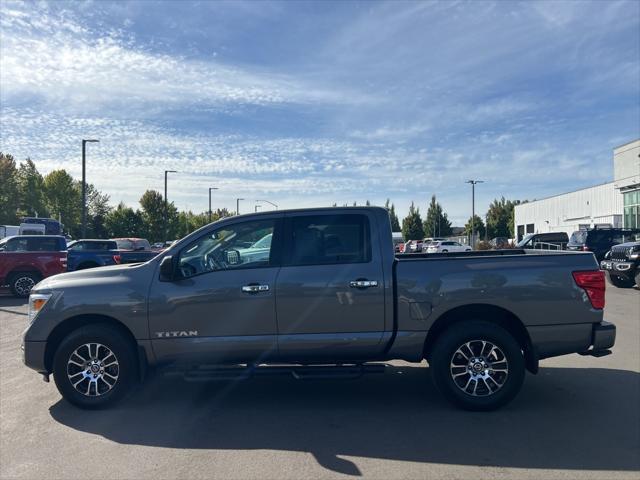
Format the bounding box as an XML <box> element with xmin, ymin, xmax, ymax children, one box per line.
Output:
<box><xmin>163</xmin><ymin>363</ymin><xmax>388</xmax><ymax>382</ymax></box>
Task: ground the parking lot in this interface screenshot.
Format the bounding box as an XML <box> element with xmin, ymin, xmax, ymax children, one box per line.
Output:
<box><xmin>0</xmin><ymin>287</ymin><xmax>638</xmax><ymax>480</ymax></box>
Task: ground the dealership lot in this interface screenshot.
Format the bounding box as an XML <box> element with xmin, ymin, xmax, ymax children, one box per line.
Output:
<box><xmin>0</xmin><ymin>288</ymin><xmax>638</xmax><ymax>480</ymax></box>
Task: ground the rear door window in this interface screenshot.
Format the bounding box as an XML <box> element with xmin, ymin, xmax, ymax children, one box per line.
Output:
<box><xmin>29</xmin><ymin>237</ymin><xmax>60</xmax><ymax>251</ymax></box>
<box><xmin>286</xmin><ymin>214</ymin><xmax>371</xmax><ymax>266</ymax></box>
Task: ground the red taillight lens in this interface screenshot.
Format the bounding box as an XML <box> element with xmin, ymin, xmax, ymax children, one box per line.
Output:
<box><xmin>113</xmin><ymin>255</ymin><xmax>121</xmax><ymax>264</ymax></box>
<box><xmin>572</xmin><ymin>270</ymin><xmax>605</xmax><ymax>309</ymax></box>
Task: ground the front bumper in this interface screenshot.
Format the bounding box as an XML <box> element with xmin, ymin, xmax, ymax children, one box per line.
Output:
<box><xmin>600</xmin><ymin>260</ymin><xmax>635</xmax><ymax>280</ymax></box>
<box><xmin>22</xmin><ymin>340</ymin><xmax>48</xmax><ymax>374</ymax></box>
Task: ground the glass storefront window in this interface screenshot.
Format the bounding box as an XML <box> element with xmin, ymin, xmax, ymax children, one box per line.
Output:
<box><xmin>623</xmin><ymin>190</ymin><xmax>640</xmax><ymax>229</ymax></box>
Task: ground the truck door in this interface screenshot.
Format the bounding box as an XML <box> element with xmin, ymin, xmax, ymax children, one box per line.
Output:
<box><xmin>275</xmin><ymin>212</ymin><xmax>386</xmax><ymax>361</ymax></box>
<box><xmin>148</xmin><ymin>215</ymin><xmax>283</xmax><ymax>364</ymax></box>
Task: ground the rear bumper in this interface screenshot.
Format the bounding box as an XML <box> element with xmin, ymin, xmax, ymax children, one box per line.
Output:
<box><xmin>591</xmin><ymin>321</ymin><xmax>616</xmax><ymax>351</ymax></box>
<box><xmin>528</xmin><ymin>321</ymin><xmax>616</xmax><ymax>360</ymax></box>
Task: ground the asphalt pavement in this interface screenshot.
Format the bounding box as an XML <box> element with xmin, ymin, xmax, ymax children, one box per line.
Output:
<box><xmin>0</xmin><ymin>286</ymin><xmax>638</xmax><ymax>479</ymax></box>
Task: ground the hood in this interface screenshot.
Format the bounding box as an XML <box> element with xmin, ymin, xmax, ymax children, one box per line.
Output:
<box><xmin>612</xmin><ymin>242</ymin><xmax>640</xmax><ymax>249</ymax></box>
<box><xmin>34</xmin><ymin>262</ymin><xmax>154</xmax><ymax>292</ymax></box>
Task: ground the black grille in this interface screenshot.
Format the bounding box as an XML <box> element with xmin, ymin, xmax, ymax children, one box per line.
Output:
<box><xmin>610</xmin><ymin>247</ymin><xmax>629</xmax><ymax>261</ymax></box>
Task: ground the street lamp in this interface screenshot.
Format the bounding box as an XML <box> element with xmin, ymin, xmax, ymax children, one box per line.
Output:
<box><xmin>466</xmin><ymin>179</ymin><xmax>484</xmax><ymax>248</ymax></box>
<box><xmin>81</xmin><ymin>139</ymin><xmax>99</xmax><ymax>238</ymax></box>
<box><xmin>208</xmin><ymin>187</ymin><xmax>219</xmax><ymax>223</ymax></box>
<box><xmin>255</xmin><ymin>199</ymin><xmax>278</xmax><ymax>210</ymax></box>
<box><xmin>164</xmin><ymin>170</ymin><xmax>177</xmax><ymax>241</ymax></box>
<box><xmin>236</xmin><ymin>198</ymin><xmax>244</xmax><ymax>215</ymax></box>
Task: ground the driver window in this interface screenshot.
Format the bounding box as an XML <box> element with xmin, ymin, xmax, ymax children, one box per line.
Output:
<box><xmin>178</xmin><ymin>219</ymin><xmax>275</xmax><ymax>278</ymax></box>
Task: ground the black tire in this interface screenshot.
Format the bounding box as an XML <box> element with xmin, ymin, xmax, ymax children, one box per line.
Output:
<box><xmin>430</xmin><ymin>320</ymin><xmax>525</xmax><ymax>411</ymax></box>
<box><xmin>8</xmin><ymin>272</ymin><xmax>40</xmax><ymax>298</ymax></box>
<box><xmin>442</xmin><ymin>249</ymin><xmax>448</xmax><ymax>253</ymax></box>
<box><xmin>607</xmin><ymin>274</ymin><xmax>635</xmax><ymax>289</ymax></box>
<box><xmin>52</xmin><ymin>324</ymin><xmax>137</xmax><ymax>409</ymax></box>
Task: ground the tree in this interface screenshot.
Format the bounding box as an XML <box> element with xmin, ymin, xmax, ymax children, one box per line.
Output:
<box><xmin>463</xmin><ymin>214</ymin><xmax>486</xmax><ymax>239</ymax></box>
<box><xmin>423</xmin><ymin>195</ymin><xmax>453</xmax><ymax>237</ymax></box>
<box><xmin>43</xmin><ymin>169</ymin><xmax>81</xmax><ymax>235</ymax></box>
<box><xmin>401</xmin><ymin>201</ymin><xmax>424</xmax><ymax>241</ymax></box>
<box><xmin>486</xmin><ymin>197</ymin><xmax>522</xmax><ymax>239</ymax></box>
<box><xmin>85</xmin><ymin>183</ymin><xmax>112</xmax><ymax>238</ymax></box>
<box><xmin>16</xmin><ymin>158</ymin><xmax>47</xmax><ymax>218</ymax></box>
<box><xmin>0</xmin><ymin>153</ymin><xmax>19</xmax><ymax>224</ymax></box>
<box><xmin>104</xmin><ymin>203</ymin><xmax>144</xmax><ymax>238</ymax></box>
<box><xmin>385</xmin><ymin>199</ymin><xmax>401</xmax><ymax>231</ymax></box>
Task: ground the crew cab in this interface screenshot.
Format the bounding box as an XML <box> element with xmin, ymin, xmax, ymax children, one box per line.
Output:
<box><xmin>22</xmin><ymin>207</ymin><xmax>615</xmax><ymax>411</ymax></box>
<box><xmin>66</xmin><ymin>239</ymin><xmax>122</xmax><ymax>271</ymax></box>
<box><xmin>0</xmin><ymin>235</ymin><xmax>67</xmax><ymax>297</ymax></box>
<box><xmin>600</xmin><ymin>241</ymin><xmax>640</xmax><ymax>288</ymax></box>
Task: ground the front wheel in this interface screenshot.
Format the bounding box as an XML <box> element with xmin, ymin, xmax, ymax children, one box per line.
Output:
<box><xmin>9</xmin><ymin>272</ymin><xmax>40</xmax><ymax>297</ymax></box>
<box><xmin>52</xmin><ymin>324</ymin><xmax>136</xmax><ymax>409</ymax></box>
<box><xmin>430</xmin><ymin>320</ymin><xmax>525</xmax><ymax>411</ymax></box>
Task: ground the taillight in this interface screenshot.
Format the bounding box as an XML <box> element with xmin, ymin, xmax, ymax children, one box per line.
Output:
<box><xmin>113</xmin><ymin>254</ymin><xmax>121</xmax><ymax>264</ymax></box>
<box><xmin>572</xmin><ymin>270</ymin><xmax>605</xmax><ymax>309</ymax></box>
<box><xmin>59</xmin><ymin>255</ymin><xmax>67</xmax><ymax>267</ymax></box>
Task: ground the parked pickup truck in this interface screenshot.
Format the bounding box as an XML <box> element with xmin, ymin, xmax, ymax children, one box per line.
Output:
<box><xmin>67</xmin><ymin>239</ymin><xmax>122</xmax><ymax>271</ymax></box>
<box><xmin>111</xmin><ymin>237</ymin><xmax>158</xmax><ymax>264</ymax></box>
<box><xmin>22</xmin><ymin>207</ymin><xmax>615</xmax><ymax>411</ymax></box>
<box><xmin>0</xmin><ymin>235</ymin><xmax>67</xmax><ymax>297</ymax></box>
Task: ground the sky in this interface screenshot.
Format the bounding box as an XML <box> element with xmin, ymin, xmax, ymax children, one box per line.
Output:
<box><xmin>1</xmin><ymin>0</ymin><xmax>639</xmax><ymax>225</ymax></box>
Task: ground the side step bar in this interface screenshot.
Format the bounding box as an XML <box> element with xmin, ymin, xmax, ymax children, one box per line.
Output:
<box><xmin>163</xmin><ymin>363</ymin><xmax>388</xmax><ymax>382</ymax></box>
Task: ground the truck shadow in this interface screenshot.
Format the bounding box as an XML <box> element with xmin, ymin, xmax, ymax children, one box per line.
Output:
<box><xmin>49</xmin><ymin>365</ymin><xmax>640</xmax><ymax>476</ymax></box>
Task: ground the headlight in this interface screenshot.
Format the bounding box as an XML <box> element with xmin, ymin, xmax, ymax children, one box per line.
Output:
<box><xmin>28</xmin><ymin>293</ymin><xmax>52</xmax><ymax>323</ymax></box>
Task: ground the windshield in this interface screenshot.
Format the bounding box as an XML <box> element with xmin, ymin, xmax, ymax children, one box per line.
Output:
<box><xmin>569</xmin><ymin>231</ymin><xmax>587</xmax><ymax>245</ymax></box>
<box><xmin>115</xmin><ymin>239</ymin><xmax>134</xmax><ymax>250</ymax></box>
<box><xmin>250</xmin><ymin>233</ymin><xmax>272</xmax><ymax>249</ymax></box>
<box><xmin>516</xmin><ymin>235</ymin><xmax>534</xmax><ymax>247</ymax></box>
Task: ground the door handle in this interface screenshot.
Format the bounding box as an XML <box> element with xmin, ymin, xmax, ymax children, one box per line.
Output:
<box><xmin>349</xmin><ymin>279</ymin><xmax>378</xmax><ymax>289</ymax></box>
<box><xmin>241</xmin><ymin>284</ymin><xmax>270</xmax><ymax>293</ymax></box>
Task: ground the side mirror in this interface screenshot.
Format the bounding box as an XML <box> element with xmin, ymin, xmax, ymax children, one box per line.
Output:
<box><xmin>159</xmin><ymin>255</ymin><xmax>176</xmax><ymax>281</ymax></box>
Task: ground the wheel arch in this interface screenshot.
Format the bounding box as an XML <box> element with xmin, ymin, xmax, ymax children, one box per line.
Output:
<box><xmin>423</xmin><ymin>303</ymin><xmax>538</xmax><ymax>373</ymax></box>
<box><xmin>44</xmin><ymin>314</ymin><xmax>147</xmax><ymax>381</ymax></box>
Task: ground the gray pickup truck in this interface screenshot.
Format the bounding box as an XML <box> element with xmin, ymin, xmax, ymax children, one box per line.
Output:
<box><xmin>22</xmin><ymin>207</ymin><xmax>615</xmax><ymax>411</ymax></box>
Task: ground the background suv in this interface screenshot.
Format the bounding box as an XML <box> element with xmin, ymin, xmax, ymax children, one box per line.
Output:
<box><xmin>567</xmin><ymin>228</ymin><xmax>640</xmax><ymax>262</ymax></box>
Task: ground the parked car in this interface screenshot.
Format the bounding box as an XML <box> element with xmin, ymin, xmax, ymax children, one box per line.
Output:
<box><xmin>421</xmin><ymin>237</ymin><xmax>446</xmax><ymax>252</ymax></box>
<box><xmin>18</xmin><ymin>223</ymin><xmax>45</xmax><ymax>235</ymax></box>
<box><xmin>567</xmin><ymin>228</ymin><xmax>640</xmax><ymax>262</ymax></box>
<box><xmin>405</xmin><ymin>239</ymin><xmax>424</xmax><ymax>253</ymax></box>
<box><xmin>425</xmin><ymin>240</ymin><xmax>472</xmax><ymax>253</ymax></box>
<box><xmin>111</xmin><ymin>238</ymin><xmax>158</xmax><ymax>264</ymax></box>
<box><xmin>0</xmin><ymin>225</ymin><xmax>19</xmax><ymax>239</ymax></box>
<box><xmin>600</xmin><ymin>241</ymin><xmax>640</xmax><ymax>288</ymax></box>
<box><xmin>516</xmin><ymin>232</ymin><xmax>568</xmax><ymax>251</ymax></box>
<box><xmin>67</xmin><ymin>239</ymin><xmax>121</xmax><ymax>271</ymax></box>
<box><xmin>23</xmin><ymin>207</ymin><xmax>615</xmax><ymax>412</ymax></box>
<box><xmin>21</xmin><ymin>217</ymin><xmax>63</xmax><ymax>236</ymax></box>
<box><xmin>0</xmin><ymin>235</ymin><xmax>67</xmax><ymax>297</ymax></box>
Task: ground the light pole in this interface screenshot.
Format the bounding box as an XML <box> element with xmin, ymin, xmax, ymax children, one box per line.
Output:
<box><xmin>256</xmin><ymin>199</ymin><xmax>278</xmax><ymax>210</ymax></box>
<box><xmin>236</xmin><ymin>198</ymin><xmax>244</xmax><ymax>215</ymax></box>
<box><xmin>164</xmin><ymin>170</ymin><xmax>177</xmax><ymax>242</ymax></box>
<box><xmin>208</xmin><ymin>187</ymin><xmax>219</xmax><ymax>223</ymax></box>
<box><xmin>466</xmin><ymin>179</ymin><xmax>484</xmax><ymax>248</ymax></box>
<box><xmin>81</xmin><ymin>139</ymin><xmax>99</xmax><ymax>238</ymax></box>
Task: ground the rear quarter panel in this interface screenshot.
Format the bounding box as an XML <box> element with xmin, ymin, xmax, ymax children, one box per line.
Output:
<box><xmin>395</xmin><ymin>251</ymin><xmax>603</xmax><ymax>332</ymax></box>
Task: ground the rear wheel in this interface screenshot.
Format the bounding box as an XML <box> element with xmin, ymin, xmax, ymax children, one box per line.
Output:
<box><xmin>8</xmin><ymin>272</ymin><xmax>40</xmax><ymax>298</ymax></box>
<box><xmin>430</xmin><ymin>320</ymin><xmax>525</xmax><ymax>411</ymax></box>
<box><xmin>52</xmin><ymin>324</ymin><xmax>136</xmax><ymax>409</ymax></box>
<box><xmin>607</xmin><ymin>274</ymin><xmax>635</xmax><ymax>288</ymax></box>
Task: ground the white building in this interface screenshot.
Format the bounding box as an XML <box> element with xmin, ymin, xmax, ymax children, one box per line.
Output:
<box><xmin>514</xmin><ymin>139</ymin><xmax>640</xmax><ymax>241</ymax></box>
